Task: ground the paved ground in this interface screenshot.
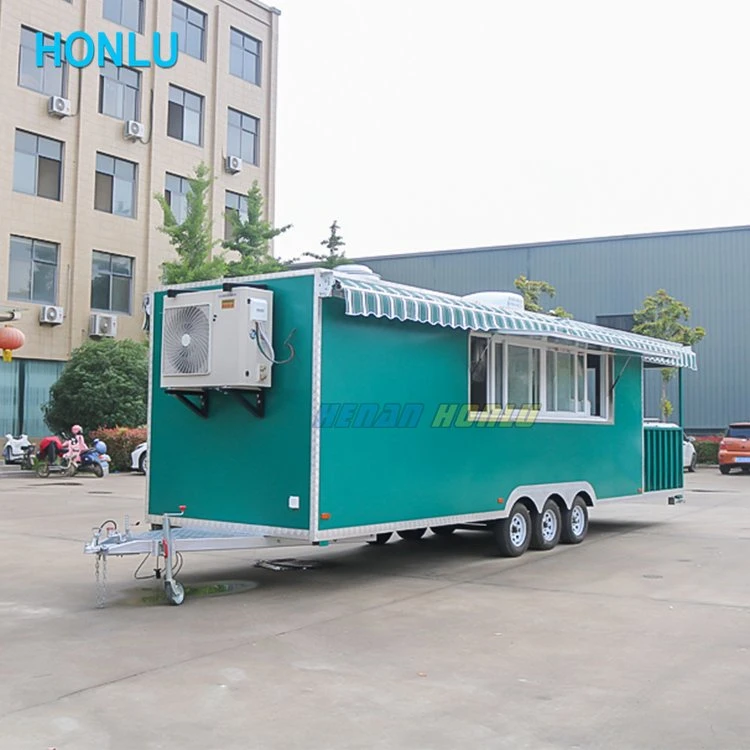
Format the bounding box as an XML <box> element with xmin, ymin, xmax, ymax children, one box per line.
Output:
<box><xmin>0</xmin><ymin>468</ymin><xmax>749</xmax><ymax>749</ymax></box>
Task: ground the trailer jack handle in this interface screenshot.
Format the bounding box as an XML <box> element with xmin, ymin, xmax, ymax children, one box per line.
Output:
<box><xmin>161</xmin><ymin>505</ymin><xmax>187</xmax><ymax>605</ymax></box>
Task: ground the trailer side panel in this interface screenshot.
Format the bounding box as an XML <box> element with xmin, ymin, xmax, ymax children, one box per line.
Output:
<box><xmin>147</xmin><ymin>276</ymin><xmax>316</xmax><ymax>529</ymax></box>
<box><xmin>318</xmin><ymin>300</ymin><xmax>644</xmax><ymax>530</ymax></box>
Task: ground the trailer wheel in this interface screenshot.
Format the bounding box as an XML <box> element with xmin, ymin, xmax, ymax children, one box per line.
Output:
<box><xmin>430</xmin><ymin>525</ymin><xmax>457</xmax><ymax>536</ymax></box>
<box><xmin>367</xmin><ymin>532</ymin><xmax>392</xmax><ymax>545</ymax></box>
<box><xmin>165</xmin><ymin>580</ymin><xmax>185</xmax><ymax>605</ymax></box>
<box><xmin>493</xmin><ymin>504</ymin><xmax>531</xmax><ymax>557</ymax></box>
<box><xmin>397</xmin><ymin>528</ymin><xmax>427</xmax><ymax>541</ymax></box>
<box><xmin>560</xmin><ymin>496</ymin><xmax>588</xmax><ymax>545</ymax></box>
<box><xmin>530</xmin><ymin>500</ymin><xmax>561</xmax><ymax>551</ymax></box>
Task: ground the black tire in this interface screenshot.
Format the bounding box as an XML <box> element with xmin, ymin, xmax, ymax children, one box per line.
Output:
<box><xmin>719</xmin><ymin>465</ymin><xmax>731</xmax><ymax>475</ymax></box>
<box><xmin>139</xmin><ymin>451</ymin><xmax>148</xmax><ymax>474</ymax></box>
<box><xmin>430</xmin><ymin>525</ymin><xmax>457</xmax><ymax>536</ymax></box>
<box><xmin>493</xmin><ymin>504</ymin><xmax>532</xmax><ymax>557</ymax></box>
<box><xmin>688</xmin><ymin>454</ymin><xmax>697</xmax><ymax>473</ymax></box>
<box><xmin>530</xmin><ymin>500</ymin><xmax>562</xmax><ymax>551</ymax></box>
<box><xmin>367</xmin><ymin>532</ymin><xmax>392</xmax><ymax>545</ymax></box>
<box><xmin>92</xmin><ymin>463</ymin><xmax>104</xmax><ymax>478</ymax></box>
<box><xmin>35</xmin><ymin>462</ymin><xmax>50</xmax><ymax>478</ymax></box>
<box><xmin>560</xmin><ymin>496</ymin><xmax>589</xmax><ymax>545</ymax></box>
<box><xmin>397</xmin><ymin>528</ymin><xmax>427</xmax><ymax>541</ymax></box>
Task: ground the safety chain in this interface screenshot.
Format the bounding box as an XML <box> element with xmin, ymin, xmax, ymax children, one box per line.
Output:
<box><xmin>95</xmin><ymin>552</ymin><xmax>108</xmax><ymax>608</ymax></box>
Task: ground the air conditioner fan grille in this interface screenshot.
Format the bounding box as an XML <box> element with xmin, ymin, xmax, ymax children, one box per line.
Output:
<box><xmin>163</xmin><ymin>304</ymin><xmax>211</xmax><ymax>376</ymax></box>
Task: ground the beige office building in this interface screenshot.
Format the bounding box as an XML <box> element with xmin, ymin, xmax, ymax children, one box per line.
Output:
<box><xmin>0</xmin><ymin>0</ymin><xmax>279</xmax><ymax>436</ymax></box>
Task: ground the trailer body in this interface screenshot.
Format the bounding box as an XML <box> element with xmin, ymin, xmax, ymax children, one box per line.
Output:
<box><xmin>143</xmin><ymin>268</ymin><xmax>694</xmax><ymax>544</ymax></box>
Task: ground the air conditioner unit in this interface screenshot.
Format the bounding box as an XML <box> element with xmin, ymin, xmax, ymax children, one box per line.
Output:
<box><xmin>89</xmin><ymin>313</ymin><xmax>118</xmax><ymax>338</ymax></box>
<box><xmin>48</xmin><ymin>96</ymin><xmax>72</xmax><ymax>118</ymax></box>
<box><xmin>39</xmin><ymin>305</ymin><xmax>64</xmax><ymax>326</ymax></box>
<box><xmin>225</xmin><ymin>155</ymin><xmax>243</xmax><ymax>174</ymax></box>
<box><xmin>160</xmin><ymin>287</ymin><xmax>274</xmax><ymax>391</ymax></box>
<box><xmin>124</xmin><ymin>120</ymin><xmax>145</xmax><ymax>141</ymax></box>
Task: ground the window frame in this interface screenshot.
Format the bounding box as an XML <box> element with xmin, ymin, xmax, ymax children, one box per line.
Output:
<box><xmin>90</xmin><ymin>250</ymin><xmax>134</xmax><ymax>314</ymax></box>
<box><xmin>18</xmin><ymin>26</ymin><xmax>68</xmax><ymax>97</ymax></box>
<box><xmin>172</xmin><ymin>0</ymin><xmax>207</xmax><ymax>61</ymax></box>
<box><xmin>98</xmin><ymin>59</ymin><xmax>142</xmax><ymax>121</ymax></box>
<box><xmin>103</xmin><ymin>0</ymin><xmax>144</xmax><ymax>34</ymax></box>
<box><xmin>94</xmin><ymin>152</ymin><xmax>138</xmax><ymax>219</ymax></box>
<box><xmin>8</xmin><ymin>235</ymin><xmax>60</xmax><ymax>305</ymax></box>
<box><xmin>467</xmin><ymin>334</ymin><xmax>614</xmax><ymax>424</ymax></box>
<box><xmin>227</xmin><ymin>107</ymin><xmax>259</xmax><ymax>165</ymax></box>
<box><xmin>229</xmin><ymin>27</ymin><xmax>261</xmax><ymax>85</ymax></box>
<box><xmin>224</xmin><ymin>189</ymin><xmax>248</xmax><ymax>240</ymax></box>
<box><xmin>165</xmin><ymin>172</ymin><xmax>190</xmax><ymax>223</ymax></box>
<box><xmin>167</xmin><ymin>84</ymin><xmax>204</xmax><ymax>146</ymax></box>
<box><xmin>13</xmin><ymin>129</ymin><xmax>64</xmax><ymax>201</ymax></box>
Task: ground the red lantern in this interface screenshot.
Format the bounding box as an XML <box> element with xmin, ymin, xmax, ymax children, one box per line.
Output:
<box><xmin>0</xmin><ymin>325</ymin><xmax>25</xmax><ymax>362</ymax></box>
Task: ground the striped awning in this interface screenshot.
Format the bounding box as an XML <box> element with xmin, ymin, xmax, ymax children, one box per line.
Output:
<box><xmin>327</xmin><ymin>272</ymin><xmax>697</xmax><ymax>370</ymax></box>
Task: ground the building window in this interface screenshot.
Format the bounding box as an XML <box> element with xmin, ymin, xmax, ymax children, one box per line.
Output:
<box><xmin>91</xmin><ymin>251</ymin><xmax>133</xmax><ymax>314</ymax></box>
<box><xmin>165</xmin><ymin>173</ymin><xmax>189</xmax><ymax>223</ymax></box>
<box><xmin>18</xmin><ymin>27</ymin><xmax>67</xmax><ymax>96</ymax></box>
<box><xmin>99</xmin><ymin>60</ymin><xmax>141</xmax><ymax>121</ymax></box>
<box><xmin>103</xmin><ymin>0</ymin><xmax>143</xmax><ymax>33</ymax></box>
<box><xmin>468</xmin><ymin>335</ymin><xmax>612</xmax><ymax>421</ymax></box>
<box><xmin>173</xmin><ymin>1</ymin><xmax>206</xmax><ymax>60</ymax></box>
<box><xmin>227</xmin><ymin>108</ymin><xmax>259</xmax><ymax>165</ymax></box>
<box><xmin>95</xmin><ymin>153</ymin><xmax>137</xmax><ymax>218</ymax></box>
<box><xmin>13</xmin><ymin>130</ymin><xmax>63</xmax><ymax>201</ymax></box>
<box><xmin>8</xmin><ymin>236</ymin><xmax>59</xmax><ymax>305</ymax></box>
<box><xmin>167</xmin><ymin>85</ymin><xmax>203</xmax><ymax>145</ymax></box>
<box><xmin>224</xmin><ymin>190</ymin><xmax>248</xmax><ymax>239</ymax></box>
<box><xmin>230</xmin><ymin>28</ymin><xmax>261</xmax><ymax>84</ymax></box>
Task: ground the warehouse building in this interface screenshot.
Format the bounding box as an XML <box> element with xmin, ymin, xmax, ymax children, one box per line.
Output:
<box><xmin>0</xmin><ymin>0</ymin><xmax>280</xmax><ymax>437</ymax></box>
<box><xmin>358</xmin><ymin>225</ymin><xmax>749</xmax><ymax>433</ymax></box>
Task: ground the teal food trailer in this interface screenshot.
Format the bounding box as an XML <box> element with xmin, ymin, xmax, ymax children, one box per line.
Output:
<box><xmin>85</xmin><ymin>267</ymin><xmax>696</xmax><ymax>605</ymax></box>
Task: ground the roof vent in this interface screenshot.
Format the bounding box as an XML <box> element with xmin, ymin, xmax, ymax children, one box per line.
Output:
<box><xmin>461</xmin><ymin>291</ymin><xmax>525</xmax><ymax>311</ymax></box>
<box><xmin>335</xmin><ymin>264</ymin><xmax>382</xmax><ymax>280</ymax></box>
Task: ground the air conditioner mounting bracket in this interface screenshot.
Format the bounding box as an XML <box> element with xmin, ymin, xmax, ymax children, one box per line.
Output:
<box><xmin>225</xmin><ymin>389</ymin><xmax>265</xmax><ymax>419</ymax></box>
<box><xmin>166</xmin><ymin>389</ymin><xmax>209</xmax><ymax>419</ymax></box>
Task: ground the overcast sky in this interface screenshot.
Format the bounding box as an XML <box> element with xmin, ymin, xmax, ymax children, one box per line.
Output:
<box><xmin>272</xmin><ymin>0</ymin><xmax>749</xmax><ymax>261</ymax></box>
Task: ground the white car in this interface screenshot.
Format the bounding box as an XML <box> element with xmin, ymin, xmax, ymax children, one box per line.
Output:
<box><xmin>683</xmin><ymin>435</ymin><xmax>697</xmax><ymax>472</ymax></box>
<box><xmin>130</xmin><ymin>442</ymin><xmax>148</xmax><ymax>474</ymax></box>
<box><xmin>645</xmin><ymin>420</ymin><xmax>696</xmax><ymax>472</ymax></box>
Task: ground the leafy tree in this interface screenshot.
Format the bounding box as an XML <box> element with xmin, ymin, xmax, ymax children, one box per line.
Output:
<box><xmin>514</xmin><ymin>275</ymin><xmax>572</xmax><ymax>318</ymax></box>
<box><xmin>633</xmin><ymin>289</ymin><xmax>705</xmax><ymax>421</ymax></box>
<box><xmin>155</xmin><ymin>162</ymin><xmax>227</xmax><ymax>284</ymax></box>
<box><xmin>43</xmin><ymin>339</ymin><xmax>149</xmax><ymax>436</ymax></box>
<box><xmin>303</xmin><ymin>220</ymin><xmax>350</xmax><ymax>268</ymax></box>
<box><xmin>223</xmin><ymin>181</ymin><xmax>292</xmax><ymax>277</ymax></box>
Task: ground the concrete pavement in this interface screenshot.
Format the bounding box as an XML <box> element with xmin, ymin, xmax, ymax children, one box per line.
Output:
<box><xmin>0</xmin><ymin>468</ymin><xmax>749</xmax><ymax>749</ymax></box>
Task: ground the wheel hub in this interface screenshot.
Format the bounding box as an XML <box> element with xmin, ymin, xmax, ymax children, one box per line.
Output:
<box><xmin>541</xmin><ymin>509</ymin><xmax>558</xmax><ymax>541</ymax></box>
<box><xmin>571</xmin><ymin>506</ymin><xmax>585</xmax><ymax>536</ymax></box>
<box><xmin>510</xmin><ymin>513</ymin><xmax>528</xmax><ymax>547</ymax></box>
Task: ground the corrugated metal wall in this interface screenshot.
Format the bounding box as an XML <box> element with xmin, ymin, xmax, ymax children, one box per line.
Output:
<box><xmin>359</xmin><ymin>226</ymin><xmax>750</xmax><ymax>432</ymax></box>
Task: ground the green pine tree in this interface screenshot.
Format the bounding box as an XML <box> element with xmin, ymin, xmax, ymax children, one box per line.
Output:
<box><xmin>155</xmin><ymin>163</ymin><xmax>226</xmax><ymax>284</ymax></box>
<box><xmin>223</xmin><ymin>181</ymin><xmax>292</xmax><ymax>277</ymax></box>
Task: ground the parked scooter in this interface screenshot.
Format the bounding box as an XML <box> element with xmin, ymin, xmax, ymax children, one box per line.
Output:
<box><xmin>3</xmin><ymin>434</ymin><xmax>35</xmax><ymax>469</ymax></box>
<box><xmin>35</xmin><ymin>426</ymin><xmax>97</xmax><ymax>478</ymax></box>
<box><xmin>75</xmin><ymin>440</ymin><xmax>109</xmax><ymax>478</ymax></box>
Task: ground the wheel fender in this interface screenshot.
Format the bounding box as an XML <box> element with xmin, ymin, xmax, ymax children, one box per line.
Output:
<box><xmin>503</xmin><ymin>481</ymin><xmax>597</xmax><ymax>515</ymax></box>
